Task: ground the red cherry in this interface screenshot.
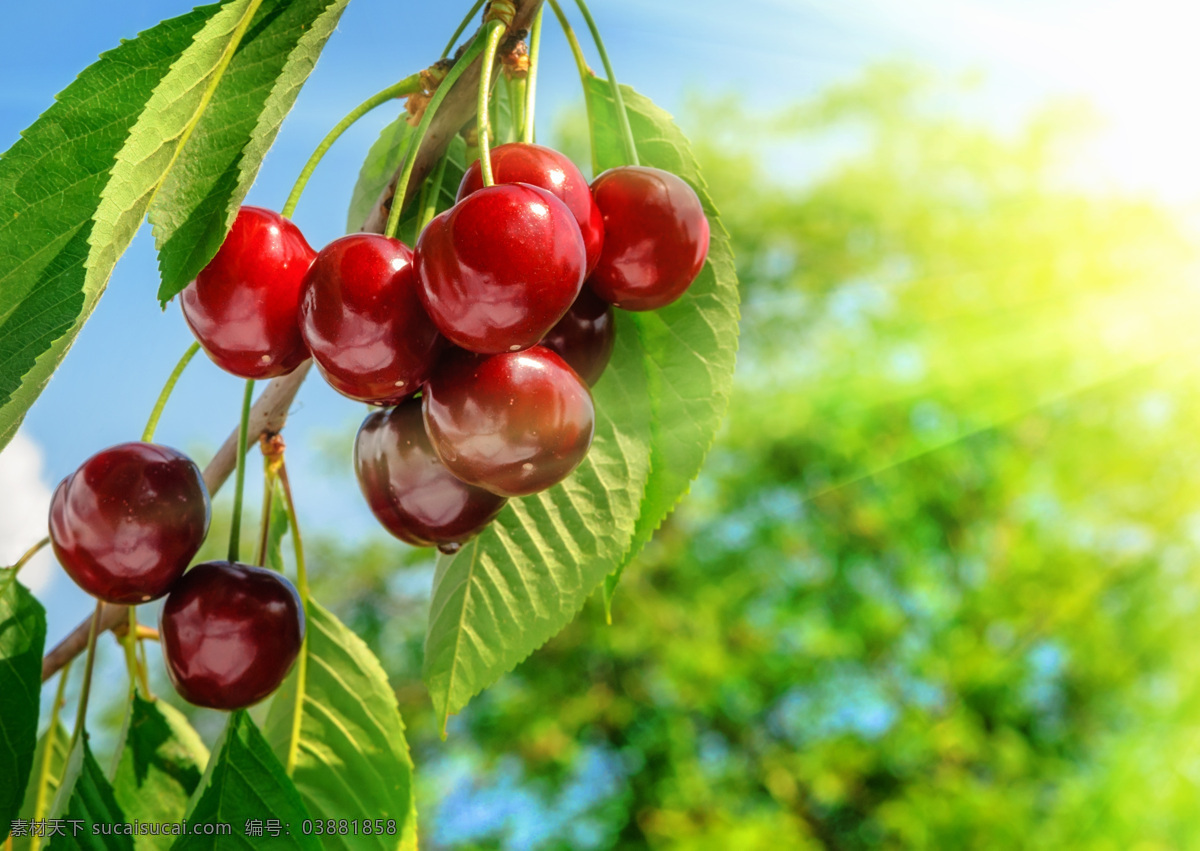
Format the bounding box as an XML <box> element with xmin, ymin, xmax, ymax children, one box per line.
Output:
<box><xmin>355</xmin><ymin>399</ymin><xmax>507</xmax><ymax>552</ymax></box>
<box><xmin>423</xmin><ymin>347</ymin><xmax>595</xmax><ymax>497</ymax></box>
<box><xmin>299</xmin><ymin>233</ymin><xmax>445</xmax><ymax>405</ymax></box>
<box><xmin>588</xmin><ymin>166</ymin><xmax>710</xmax><ymax>311</ymax></box>
<box><xmin>415</xmin><ymin>184</ymin><xmax>586</xmax><ymax>354</ymax></box>
<box><xmin>160</xmin><ymin>561</ymin><xmax>304</xmax><ymax>710</ymax></box>
<box><xmin>458</xmin><ymin>143</ymin><xmax>604</xmax><ymax>274</ymax></box>
<box><xmin>48</xmin><ymin>443</ymin><xmax>210</xmax><ymax>604</ymax></box>
<box><xmin>181</xmin><ymin>206</ymin><xmax>315</xmax><ymax>379</ymax></box>
<box><xmin>539</xmin><ymin>288</ymin><xmax>616</xmax><ymax>386</ymax></box>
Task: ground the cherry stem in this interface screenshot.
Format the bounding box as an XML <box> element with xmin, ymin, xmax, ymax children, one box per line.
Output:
<box><xmin>141</xmin><ymin>342</ymin><xmax>201</xmax><ymax>444</ymax></box>
<box><xmin>227</xmin><ymin>379</ymin><xmax>255</xmax><ymax>563</ymax></box>
<box><xmin>31</xmin><ymin>661</ymin><xmax>72</xmax><ymax>831</ymax></box>
<box><xmin>547</xmin><ymin>0</ymin><xmax>589</xmax><ymax>80</ymax></box>
<box><xmin>417</xmin><ymin>155</ymin><xmax>451</xmax><ymax>234</ymax></box>
<box><xmin>7</xmin><ymin>536</ymin><xmax>49</xmax><ymax>576</ymax></box>
<box><xmin>546</xmin><ymin>0</ymin><xmax>597</xmax><ymax>173</ymax></box>
<box><xmin>282</xmin><ymin>74</ymin><xmax>423</xmax><ymax>220</ymax></box>
<box><xmin>69</xmin><ymin>601</ymin><xmax>103</xmax><ymax>750</ymax></box>
<box><xmin>385</xmin><ymin>28</ymin><xmax>491</xmax><ymax>239</ymax></box>
<box><xmin>523</xmin><ymin>6</ymin><xmax>544</xmax><ymax>144</ymax></box>
<box><xmin>276</xmin><ymin>457</ymin><xmax>308</xmax><ymax>777</ymax></box>
<box><xmin>120</xmin><ymin>609</ymin><xmax>150</xmax><ymax>696</ymax></box>
<box><xmin>507</xmin><ymin>75</ymin><xmax>526</xmax><ymax>147</ymax></box>
<box><xmin>255</xmin><ymin>457</ymin><xmax>277</xmax><ymax>568</ymax></box>
<box><xmin>571</xmin><ymin>0</ymin><xmax>638</xmax><ymax>166</ymax></box>
<box><xmin>276</xmin><ymin>459</ymin><xmax>308</xmax><ymax>602</ymax></box>
<box><xmin>476</xmin><ymin>20</ymin><xmax>509</xmax><ymax>187</ymax></box>
<box><xmin>441</xmin><ymin>0</ymin><xmax>487</xmax><ymax>59</ymax></box>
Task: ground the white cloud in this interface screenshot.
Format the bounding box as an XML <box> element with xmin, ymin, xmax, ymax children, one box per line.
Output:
<box><xmin>0</xmin><ymin>432</ymin><xmax>57</xmax><ymax>595</ymax></box>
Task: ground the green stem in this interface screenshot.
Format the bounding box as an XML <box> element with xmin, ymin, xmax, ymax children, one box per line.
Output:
<box><xmin>547</xmin><ymin>0</ymin><xmax>598</xmax><ymax>173</ymax></box>
<box><xmin>441</xmin><ymin>0</ymin><xmax>487</xmax><ymax>59</ymax></box>
<box><xmin>418</xmin><ymin>155</ymin><xmax>451</xmax><ymax>234</ymax></box>
<box><xmin>142</xmin><ymin>342</ymin><xmax>201</xmax><ymax>443</ymax></box>
<box><xmin>385</xmin><ymin>28</ymin><xmax>492</xmax><ymax>239</ymax></box>
<box><xmin>69</xmin><ymin>602</ymin><xmax>103</xmax><ymax>750</ymax></box>
<box><xmin>227</xmin><ymin>379</ymin><xmax>255</xmax><ymax>563</ymax></box>
<box><xmin>137</xmin><ymin>633</ymin><xmax>151</xmax><ymax>695</ymax></box>
<box><xmin>30</xmin><ymin>661</ymin><xmax>72</xmax><ymax>851</ymax></box>
<box><xmin>8</xmin><ymin>537</ymin><xmax>49</xmax><ymax>575</ymax></box>
<box><xmin>282</xmin><ymin>75</ymin><xmax>422</xmax><ymax>219</ymax></box>
<box><xmin>547</xmin><ymin>0</ymin><xmax>589</xmax><ymax>80</ymax></box>
<box><xmin>523</xmin><ymin>6</ymin><xmax>544</xmax><ymax>144</ymax></box>
<box><xmin>476</xmin><ymin>20</ymin><xmax>508</xmax><ymax>187</ymax></box>
<box><xmin>506</xmin><ymin>74</ymin><xmax>525</xmax><ymax>146</ymax></box>
<box><xmin>122</xmin><ymin>607</ymin><xmax>144</xmax><ymax>697</ymax></box>
<box><xmin>277</xmin><ymin>458</ymin><xmax>308</xmax><ymax>776</ymax></box>
<box><xmin>256</xmin><ymin>462</ymin><xmax>276</xmax><ymax>568</ymax></box>
<box><xmin>572</xmin><ymin>0</ymin><xmax>638</xmax><ymax>165</ymax></box>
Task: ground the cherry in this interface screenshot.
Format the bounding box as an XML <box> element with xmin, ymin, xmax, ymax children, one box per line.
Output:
<box><xmin>355</xmin><ymin>399</ymin><xmax>507</xmax><ymax>552</ymax></box>
<box><xmin>458</xmin><ymin>143</ymin><xmax>604</xmax><ymax>275</ymax></box>
<box><xmin>48</xmin><ymin>443</ymin><xmax>210</xmax><ymax>604</ymax></box>
<box><xmin>540</xmin><ymin>288</ymin><xmax>616</xmax><ymax>386</ymax></box>
<box><xmin>299</xmin><ymin>233</ymin><xmax>444</xmax><ymax>405</ymax></box>
<box><xmin>160</xmin><ymin>561</ymin><xmax>304</xmax><ymax>710</ymax></box>
<box><xmin>587</xmin><ymin>166</ymin><xmax>710</xmax><ymax>311</ymax></box>
<box><xmin>423</xmin><ymin>347</ymin><xmax>595</xmax><ymax>497</ymax></box>
<box><xmin>181</xmin><ymin>206</ymin><xmax>315</xmax><ymax>379</ymax></box>
<box><xmin>415</xmin><ymin>184</ymin><xmax>586</xmax><ymax>354</ymax></box>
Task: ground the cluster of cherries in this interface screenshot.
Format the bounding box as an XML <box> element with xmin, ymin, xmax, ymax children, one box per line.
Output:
<box><xmin>46</xmin><ymin>141</ymin><xmax>708</xmax><ymax>710</ymax></box>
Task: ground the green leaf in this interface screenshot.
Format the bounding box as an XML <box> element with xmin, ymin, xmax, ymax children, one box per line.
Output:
<box><xmin>176</xmin><ymin>710</ymin><xmax>318</xmax><ymax>850</ymax></box>
<box><xmin>423</xmin><ymin>310</ymin><xmax>654</xmax><ymax>729</ymax></box>
<box><xmin>152</xmin><ymin>0</ymin><xmax>353</xmax><ymax>303</ymax></box>
<box><xmin>265</xmin><ymin>482</ymin><xmax>290</xmax><ymax>574</ymax></box>
<box><xmin>12</xmin><ymin>722</ymin><xmax>70</xmax><ymax>851</ymax></box>
<box><xmin>111</xmin><ymin>695</ymin><xmax>208</xmax><ymax>850</ymax></box>
<box><xmin>584</xmin><ymin>77</ymin><xmax>741</xmax><ymax>611</ymax></box>
<box><xmin>46</xmin><ymin>736</ymin><xmax>132</xmax><ymax>850</ymax></box>
<box><xmin>96</xmin><ymin>0</ymin><xmax>265</xmax><ymax>305</ymax></box>
<box><xmin>0</xmin><ymin>4</ymin><xmax>223</xmax><ymax>452</ymax></box>
<box><xmin>265</xmin><ymin>600</ymin><xmax>416</xmax><ymax>851</ymax></box>
<box><xmin>345</xmin><ymin>114</ymin><xmax>467</xmax><ymax>242</ymax></box>
<box><xmin>0</xmin><ymin>570</ymin><xmax>47</xmax><ymax>840</ymax></box>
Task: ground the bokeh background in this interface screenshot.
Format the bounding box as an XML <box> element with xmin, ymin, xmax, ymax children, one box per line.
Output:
<box><xmin>5</xmin><ymin>1</ymin><xmax>1200</xmax><ymax>847</ymax></box>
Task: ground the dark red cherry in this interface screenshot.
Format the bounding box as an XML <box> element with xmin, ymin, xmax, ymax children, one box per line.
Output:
<box><xmin>423</xmin><ymin>347</ymin><xmax>595</xmax><ymax>497</ymax></box>
<box><xmin>355</xmin><ymin>399</ymin><xmax>507</xmax><ymax>551</ymax></box>
<box><xmin>48</xmin><ymin>443</ymin><xmax>210</xmax><ymax>604</ymax></box>
<box><xmin>415</xmin><ymin>184</ymin><xmax>586</xmax><ymax>354</ymax></box>
<box><xmin>540</xmin><ymin>288</ymin><xmax>615</xmax><ymax>386</ymax></box>
<box><xmin>588</xmin><ymin>166</ymin><xmax>710</xmax><ymax>311</ymax></box>
<box><xmin>299</xmin><ymin>233</ymin><xmax>444</xmax><ymax>405</ymax></box>
<box><xmin>458</xmin><ymin>143</ymin><xmax>604</xmax><ymax>274</ymax></box>
<box><xmin>181</xmin><ymin>206</ymin><xmax>315</xmax><ymax>379</ymax></box>
<box><xmin>160</xmin><ymin>561</ymin><xmax>304</xmax><ymax>710</ymax></box>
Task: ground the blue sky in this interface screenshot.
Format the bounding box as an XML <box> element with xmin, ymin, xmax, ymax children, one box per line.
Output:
<box><xmin>2</xmin><ymin>0</ymin><xmax>1197</xmax><ymax>646</ymax></box>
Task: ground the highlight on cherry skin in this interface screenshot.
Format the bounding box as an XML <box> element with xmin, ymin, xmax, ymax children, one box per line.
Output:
<box><xmin>422</xmin><ymin>346</ymin><xmax>596</xmax><ymax>498</ymax></box>
<box><xmin>415</xmin><ymin>183</ymin><xmax>587</xmax><ymax>354</ymax></box>
<box><xmin>160</xmin><ymin>560</ymin><xmax>305</xmax><ymax>711</ymax></box>
<box><xmin>48</xmin><ymin>442</ymin><xmax>211</xmax><ymax>604</ymax></box>
<box><xmin>181</xmin><ymin>206</ymin><xmax>316</xmax><ymax>379</ymax></box>
<box><xmin>457</xmin><ymin>142</ymin><xmax>605</xmax><ymax>275</ymax></box>
<box><xmin>540</xmin><ymin>287</ymin><xmax>616</xmax><ymax>387</ymax></box>
<box><xmin>299</xmin><ymin>232</ymin><xmax>445</xmax><ymax>405</ymax></box>
<box><xmin>587</xmin><ymin>165</ymin><xmax>711</xmax><ymax>311</ymax></box>
<box><xmin>355</xmin><ymin>398</ymin><xmax>508</xmax><ymax>554</ymax></box>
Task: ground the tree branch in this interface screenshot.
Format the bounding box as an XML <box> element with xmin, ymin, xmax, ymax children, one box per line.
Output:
<box><xmin>41</xmin><ymin>0</ymin><xmax>545</xmax><ymax>683</ymax></box>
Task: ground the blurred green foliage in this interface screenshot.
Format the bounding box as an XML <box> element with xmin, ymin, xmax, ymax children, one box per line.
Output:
<box><xmin>169</xmin><ymin>66</ymin><xmax>1200</xmax><ymax>848</ymax></box>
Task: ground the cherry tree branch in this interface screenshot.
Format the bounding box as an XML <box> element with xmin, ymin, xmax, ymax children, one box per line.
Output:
<box><xmin>41</xmin><ymin>0</ymin><xmax>544</xmax><ymax>683</ymax></box>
